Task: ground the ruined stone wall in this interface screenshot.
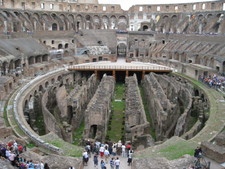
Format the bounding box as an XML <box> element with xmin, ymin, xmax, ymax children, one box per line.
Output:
<box><xmin>142</xmin><ymin>73</ymin><xmax>195</xmax><ymax>141</ymax></box>
<box><xmin>41</xmin><ymin>73</ymin><xmax>98</xmax><ymax>142</ymax></box>
<box><xmin>125</xmin><ymin>74</ymin><xmax>153</xmax><ymax>148</ymax></box>
<box><xmin>84</xmin><ymin>74</ymin><xmax>115</xmax><ymax>141</ymax></box>
<box><xmin>68</xmin><ymin>74</ymin><xmax>99</xmax><ymax>130</ymax></box>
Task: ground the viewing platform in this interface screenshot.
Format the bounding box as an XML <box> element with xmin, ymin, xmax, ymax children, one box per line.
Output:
<box><xmin>67</xmin><ymin>61</ymin><xmax>173</xmax><ymax>81</ymax></box>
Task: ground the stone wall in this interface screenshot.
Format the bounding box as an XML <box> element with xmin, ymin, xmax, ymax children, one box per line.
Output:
<box><xmin>84</xmin><ymin>74</ymin><xmax>115</xmax><ymax>141</ymax></box>
<box><xmin>42</xmin><ymin>73</ymin><xmax>98</xmax><ymax>142</ymax></box>
<box><xmin>125</xmin><ymin>74</ymin><xmax>153</xmax><ymax>148</ymax></box>
<box><xmin>142</xmin><ymin>73</ymin><xmax>195</xmax><ymax>141</ymax></box>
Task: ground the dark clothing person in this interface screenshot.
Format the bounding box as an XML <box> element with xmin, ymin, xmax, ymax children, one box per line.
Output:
<box><xmin>194</xmin><ymin>147</ymin><xmax>202</xmax><ymax>158</ymax></box>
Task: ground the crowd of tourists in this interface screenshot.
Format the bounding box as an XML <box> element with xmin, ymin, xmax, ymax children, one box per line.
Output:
<box><xmin>82</xmin><ymin>140</ymin><xmax>134</xmax><ymax>168</ymax></box>
<box><xmin>0</xmin><ymin>140</ymin><xmax>50</xmax><ymax>169</ymax></box>
<box><xmin>198</xmin><ymin>74</ymin><xmax>225</xmax><ymax>92</ymax></box>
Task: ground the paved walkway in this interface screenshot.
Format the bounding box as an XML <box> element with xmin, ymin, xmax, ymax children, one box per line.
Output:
<box><xmin>83</xmin><ymin>154</ymin><xmax>131</xmax><ymax>169</ymax></box>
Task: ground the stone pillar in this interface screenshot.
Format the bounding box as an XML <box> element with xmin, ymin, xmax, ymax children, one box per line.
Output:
<box><xmin>112</xmin><ymin>70</ymin><xmax>116</xmax><ymax>81</ymax></box>
<box><xmin>95</xmin><ymin>70</ymin><xmax>99</xmax><ymax>80</ymax></box>
<box><xmin>126</xmin><ymin>70</ymin><xmax>129</xmax><ymax>77</ymax></box>
<box><xmin>142</xmin><ymin>71</ymin><xmax>145</xmax><ymax>80</ymax></box>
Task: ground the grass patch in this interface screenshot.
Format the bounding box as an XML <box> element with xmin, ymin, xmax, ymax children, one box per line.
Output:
<box><xmin>73</xmin><ymin>120</ymin><xmax>85</xmax><ymax>146</ymax></box>
<box><xmin>3</xmin><ymin>103</ymin><xmax>10</xmax><ymax>127</ymax></box>
<box><xmin>33</xmin><ymin>111</ymin><xmax>46</xmax><ymax>136</ymax></box>
<box><xmin>159</xmin><ymin>140</ymin><xmax>197</xmax><ymax>160</ymax></box>
<box><xmin>42</xmin><ymin>133</ymin><xmax>83</xmax><ymax>157</ymax></box>
<box><xmin>26</xmin><ymin>143</ymin><xmax>36</xmax><ymax>149</ymax></box>
<box><xmin>139</xmin><ymin>85</ymin><xmax>156</xmax><ymax>139</ymax></box>
<box><xmin>107</xmin><ymin>83</ymin><xmax>125</xmax><ymax>142</ymax></box>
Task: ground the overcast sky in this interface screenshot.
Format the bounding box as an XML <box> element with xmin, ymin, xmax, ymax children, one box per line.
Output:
<box><xmin>98</xmin><ymin>0</ymin><xmax>218</xmax><ymax>10</ymax></box>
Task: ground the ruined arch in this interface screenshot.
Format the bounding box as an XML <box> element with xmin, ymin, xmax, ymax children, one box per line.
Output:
<box><xmin>51</xmin><ymin>13</ymin><xmax>64</xmax><ymax>31</ymax></box>
<box><xmin>76</xmin><ymin>14</ymin><xmax>83</xmax><ymax>30</ymax></box>
<box><xmin>102</xmin><ymin>15</ymin><xmax>109</xmax><ymax>29</ymax></box>
<box><xmin>118</xmin><ymin>16</ymin><xmax>127</xmax><ymax>30</ymax></box>
<box><xmin>110</xmin><ymin>15</ymin><xmax>117</xmax><ymax>29</ymax></box>
<box><xmin>143</xmin><ymin>25</ymin><xmax>149</xmax><ymax>31</ymax></box>
<box><xmin>93</xmin><ymin>15</ymin><xmax>101</xmax><ymax>29</ymax></box>
<box><xmin>85</xmin><ymin>15</ymin><xmax>92</xmax><ymax>29</ymax></box>
<box><xmin>52</xmin><ymin>23</ymin><xmax>58</xmax><ymax>31</ymax></box>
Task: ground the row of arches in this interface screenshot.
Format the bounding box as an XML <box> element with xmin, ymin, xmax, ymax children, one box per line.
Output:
<box><xmin>0</xmin><ymin>54</ymin><xmax>48</xmax><ymax>76</ymax></box>
<box><xmin>0</xmin><ymin>10</ymin><xmax>129</xmax><ymax>33</ymax></box>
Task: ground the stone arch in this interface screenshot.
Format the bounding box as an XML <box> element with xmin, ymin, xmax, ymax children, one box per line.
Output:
<box><xmin>118</xmin><ymin>16</ymin><xmax>127</xmax><ymax>30</ymax></box>
<box><xmin>117</xmin><ymin>43</ymin><xmax>127</xmax><ymax>57</ymax></box>
<box><xmin>68</xmin><ymin>14</ymin><xmax>75</xmax><ymax>30</ymax></box>
<box><xmin>110</xmin><ymin>15</ymin><xmax>117</xmax><ymax>29</ymax></box>
<box><xmin>28</xmin><ymin>56</ymin><xmax>35</xmax><ymax>65</ymax></box>
<box><xmin>85</xmin><ymin>15</ymin><xmax>92</xmax><ymax>29</ymax></box>
<box><xmin>102</xmin><ymin>15</ymin><xmax>109</xmax><ymax>29</ymax></box>
<box><xmin>39</xmin><ymin>85</ymin><xmax>44</xmax><ymax>92</ymax></box>
<box><xmin>194</xmin><ymin>89</ymin><xmax>199</xmax><ymax>96</ymax></box>
<box><xmin>51</xmin><ymin>13</ymin><xmax>64</xmax><ymax>31</ymax></box>
<box><xmin>52</xmin><ymin>23</ymin><xmax>58</xmax><ymax>31</ymax></box>
<box><xmin>143</xmin><ymin>25</ymin><xmax>149</xmax><ymax>31</ymax></box>
<box><xmin>58</xmin><ymin>44</ymin><xmax>63</xmax><ymax>49</ymax></box>
<box><xmin>42</xmin><ymin>55</ymin><xmax>48</xmax><ymax>62</ymax></box>
<box><xmin>59</xmin><ymin>13</ymin><xmax>70</xmax><ymax>30</ymax></box>
<box><xmin>57</xmin><ymin>76</ymin><xmax>62</xmax><ymax>82</ymax></box>
<box><xmin>2</xmin><ymin>61</ymin><xmax>8</xmax><ymax>75</ymax></box>
<box><xmin>41</xmin><ymin>13</ymin><xmax>54</xmax><ymax>31</ymax></box>
<box><xmin>31</xmin><ymin>13</ymin><xmax>42</xmax><ymax>31</ymax></box>
<box><xmin>76</xmin><ymin>14</ymin><xmax>83</xmax><ymax>30</ymax></box>
<box><xmin>45</xmin><ymin>81</ymin><xmax>49</xmax><ymax>88</ymax></box>
<box><xmin>207</xmin><ymin>13</ymin><xmax>213</xmax><ymax>19</ymax></box>
<box><xmin>93</xmin><ymin>15</ymin><xmax>101</xmax><ymax>29</ymax></box>
<box><xmin>65</xmin><ymin>43</ymin><xmax>69</xmax><ymax>48</ymax></box>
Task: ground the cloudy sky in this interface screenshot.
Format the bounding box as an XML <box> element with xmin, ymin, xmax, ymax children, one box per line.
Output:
<box><xmin>98</xmin><ymin>0</ymin><xmax>218</xmax><ymax>10</ymax></box>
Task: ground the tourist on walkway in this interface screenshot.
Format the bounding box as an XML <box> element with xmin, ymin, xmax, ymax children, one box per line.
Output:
<box><xmin>115</xmin><ymin>157</ymin><xmax>120</xmax><ymax>169</ymax></box>
<box><xmin>104</xmin><ymin>148</ymin><xmax>110</xmax><ymax>163</ymax></box>
<box><xmin>121</xmin><ymin>144</ymin><xmax>126</xmax><ymax>157</ymax></box>
<box><xmin>110</xmin><ymin>157</ymin><xmax>115</xmax><ymax>169</ymax></box>
<box><xmin>99</xmin><ymin>145</ymin><xmax>105</xmax><ymax>158</ymax></box>
<box><xmin>100</xmin><ymin>160</ymin><xmax>106</xmax><ymax>169</ymax></box>
<box><xmin>82</xmin><ymin>150</ymin><xmax>89</xmax><ymax>166</ymax></box>
<box><xmin>93</xmin><ymin>153</ymin><xmax>98</xmax><ymax>168</ymax></box>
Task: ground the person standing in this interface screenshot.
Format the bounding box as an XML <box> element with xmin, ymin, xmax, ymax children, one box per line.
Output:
<box><xmin>99</xmin><ymin>146</ymin><xmax>105</xmax><ymax>158</ymax></box>
<box><xmin>121</xmin><ymin>144</ymin><xmax>126</xmax><ymax>157</ymax></box>
<box><xmin>93</xmin><ymin>153</ymin><xmax>98</xmax><ymax>168</ymax></box>
<box><xmin>115</xmin><ymin>157</ymin><xmax>120</xmax><ymax>169</ymax></box>
<box><xmin>100</xmin><ymin>160</ymin><xmax>106</xmax><ymax>169</ymax></box>
<box><xmin>110</xmin><ymin>157</ymin><xmax>115</xmax><ymax>169</ymax></box>
<box><xmin>104</xmin><ymin>148</ymin><xmax>110</xmax><ymax>163</ymax></box>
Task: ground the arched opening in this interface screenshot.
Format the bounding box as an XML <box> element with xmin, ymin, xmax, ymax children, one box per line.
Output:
<box><xmin>89</xmin><ymin>125</ymin><xmax>97</xmax><ymax>139</ymax></box>
<box><xmin>117</xmin><ymin>43</ymin><xmax>127</xmax><ymax>57</ymax></box>
<box><xmin>65</xmin><ymin>43</ymin><xmax>69</xmax><ymax>48</ymax></box>
<box><xmin>143</xmin><ymin>25</ymin><xmax>148</xmax><ymax>31</ymax></box>
<box><xmin>52</xmin><ymin>23</ymin><xmax>58</xmax><ymax>31</ymax></box>
<box><xmin>195</xmin><ymin>89</ymin><xmax>199</xmax><ymax>96</ymax></box>
<box><xmin>58</xmin><ymin>44</ymin><xmax>63</xmax><ymax>49</ymax></box>
<box><xmin>42</xmin><ymin>55</ymin><xmax>48</xmax><ymax>62</ymax></box>
<box><xmin>45</xmin><ymin>81</ymin><xmax>49</xmax><ymax>88</ymax></box>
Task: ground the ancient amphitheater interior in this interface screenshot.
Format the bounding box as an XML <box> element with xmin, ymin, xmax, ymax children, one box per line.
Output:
<box><xmin>0</xmin><ymin>0</ymin><xmax>225</xmax><ymax>168</ymax></box>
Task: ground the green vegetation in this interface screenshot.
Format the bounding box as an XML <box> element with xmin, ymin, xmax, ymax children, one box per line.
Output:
<box><xmin>42</xmin><ymin>134</ymin><xmax>83</xmax><ymax>157</ymax></box>
<box><xmin>73</xmin><ymin>120</ymin><xmax>85</xmax><ymax>145</ymax></box>
<box><xmin>159</xmin><ymin>140</ymin><xmax>197</xmax><ymax>160</ymax></box>
<box><xmin>4</xmin><ymin>103</ymin><xmax>10</xmax><ymax>127</ymax></box>
<box><xmin>139</xmin><ymin>85</ymin><xmax>156</xmax><ymax>139</ymax></box>
<box><xmin>26</xmin><ymin>142</ymin><xmax>35</xmax><ymax>149</ymax></box>
<box><xmin>33</xmin><ymin>112</ymin><xmax>46</xmax><ymax>136</ymax></box>
<box><xmin>106</xmin><ymin>83</ymin><xmax>125</xmax><ymax>142</ymax></box>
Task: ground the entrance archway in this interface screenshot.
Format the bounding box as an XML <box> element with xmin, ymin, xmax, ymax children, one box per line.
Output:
<box><xmin>143</xmin><ymin>25</ymin><xmax>149</xmax><ymax>31</ymax></box>
<box><xmin>117</xmin><ymin>43</ymin><xmax>127</xmax><ymax>57</ymax></box>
